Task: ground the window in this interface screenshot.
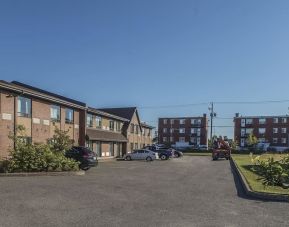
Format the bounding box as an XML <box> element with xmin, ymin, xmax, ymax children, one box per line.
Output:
<box><xmin>273</xmin><ymin>138</ymin><xmax>278</xmax><ymax>144</ymax></box>
<box><xmin>259</xmin><ymin>128</ymin><xmax>266</xmax><ymax>134</ymax></box>
<box><xmin>170</xmin><ymin>137</ymin><xmax>174</xmax><ymax>142</ymax></box>
<box><xmin>179</xmin><ymin>137</ymin><xmax>185</xmax><ymax>142</ymax></box>
<box><xmin>109</xmin><ymin>142</ymin><xmax>114</xmax><ymax>156</ymax></box>
<box><xmin>197</xmin><ymin>128</ymin><xmax>201</xmax><ymax>136</ymax></box>
<box><xmin>109</xmin><ymin>121</ymin><xmax>115</xmax><ymax>131</ymax></box>
<box><xmin>273</xmin><ymin>118</ymin><xmax>279</xmax><ymax>124</ymax></box>
<box><xmin>170</xmin><ymin>128</ymin><xmax>174</xmax><ymax>133</ymax></box>
<box><xmin>245</xmin><ymin>128</ymin><xmax>253</xmax><ymax>135</ymax></box>
<box><xmin>259</xmin><ymin>138</ymin><xmax>265</xmax><ymax>143</ymax></box>
<box><xmin>197</xmin><ymin>119</ymin><xmax>202</xmax><ymax>125</ymax></box>
<box><xmin>241</xmin><ymin>129</ymin><xmax>246</xmax><ymax>137</ymax></box>
<box><xmin>282</xmin><ymin>138</ymin><xmax>287</xmax><ymax>144</ymax></box>
<box><xmin>135</xmin><ymin>143</ymin><xmax>138</xmax><ymax>149</ymax></box>
<box><xmin>273</xmin><ymin>128</ymin><xmax>278</xmax><ymax>134</ymax></box>
<box><xmin>19</xmin><ymin>137</ymin><xmax>32</xmax><ymax>144</ymax></box>
<box><xmin>170</xmin><ymin>119</ymin><xmax>174</xmax><ymax>124</ymax></box>
<box><xmin>148</xmin><ymin>129</ymin><xmax>151</xmax><ymax>137</ymax></box>
<box><xmin>86</xmin><ymin>114</ymin><xmax>93</xmax><ymax>127</ymax></box>
<box><xmin>163</xmin><ymin>119</ymin><xmax>167</xmax><ymax>124</ymax></box>
<box><xmin>246</xmin><ymin>119</ymin><xmax>253</xmax><ymax>124</ymax></box>
<box><xmin>282</xmin><ymin>118</ymin><xmax>287</xmax><ymax>123</ymax></box>
<box><xmin>259</xmin><ymin>118</ymin><xmax>266</xmax><ymax>124</ymax></box>
<box><xmin>191</xmin><ymin>128</ymin><xmax>197</xmax><ymax>134</ymax></box>
<box><xmin>17</xmin><ymin>96</ymin><xmax>31</xmax><ymax>117</ymax></box>
<box><xmin>190</xmin><ymin>137</ymin><xmax>197</xmax><ymax>143</ymax></box>
<box><xmin>130</xmin><ymin>124</ymin><xmax>134</xmax><ymax>133</ymax></box>
<box><xmin>180</xmin><ymin>119</ymin><xmax>185</xmax><ymax>125</ymax></box>
<box><xmin>179</xmin><ymin>128</ymin><xmax>185</xmax><ymax>134</ymax></box>
<box><xmin>65</xmin><ymin>108</ymin><xmax>73</xmax><ymax>124</ymax></box>
<box><xmin>135</xmin><ymin>125</ymin><xmax>139</xmax><ymax>134</ymax></box>
<box><xmin>163</xmin><ymin>128</ymin><xmax>167</xmax><ymax>133</ymax></box>
<box><xmin>116</xmin><ymin>122</ymin><xmax>122</xmax><ymax>132</ymax></box>
<box><xmin>282</xmin><ymin>128</ymin><xmax>287</xmax><ymax>134</ymax></box>
<box><xmin>51</xmin><ymin>105</ymin><xmax>60</xmax><ymax>122</ymax></box>
<box><xmin>130</xmin><ymin>143</ymin><xmax>134</xmax><ymax>151</ymax></box>
<box><xmin>163</xmin><ymin>137</ymin><xmax>167</xmax><ymax>142</ymax></box>
<box><xmin>241</xmin><ymin>138</ymin><xmax>245</xmax><ymax>147</ymax></box>
<box><xmin>191</xmin><ymin>119</ymin><xmax>198</xmax><ymax>125</ymax></box>
<box><xmin>95</xmin><ymin>116</ymin><xmax>102</xmax><ymax>128</ymax></box>
<box><xmin>197</xmin><ymin>137</ymin><xmax>201</xmax><ymax>145</ymax></box>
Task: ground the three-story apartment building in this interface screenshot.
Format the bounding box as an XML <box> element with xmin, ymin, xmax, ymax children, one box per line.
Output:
<box><xmin>158</xmin><ymin>115</ymin><xmax>208</xmax><ymax>146</ymax></box>
<box><xmin>234</xmin><ymin>113</ymin><xmax>289</xmax><ymax>150</ymax></box>
<box><xmin>0</xmin><ymin>80</ymin><xmax>86</xmax><ymax>158</ymax></box>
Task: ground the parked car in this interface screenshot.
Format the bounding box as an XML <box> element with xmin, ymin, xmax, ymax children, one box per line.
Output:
<box><xmin>144</xmin><ymin>146</ymin><xmax>173</xmax><ymax>160</ymax></box>
<box><xmin>194</xmin><ymin>145</ymin><xmax>208</xmax><ymax>151</ymax></box>
<box><xmin>169</xmin><ymin>148</ymin><xmax>183</xmax><ymax>158</ymax></box>
<box><xmin>124</xmin><ymin>149</ymin><xmax>157</xmax><ymax>161</ymax></box>
<box><xmin>66</xmin><ymin>146</ymin><xmax>98</xmax><ymax>171</ymax></box>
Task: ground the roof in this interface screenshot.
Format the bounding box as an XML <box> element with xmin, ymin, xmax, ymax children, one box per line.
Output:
<box><xmin>86</xmin><ymin>128</ymin><xmax>128</xmax><ymax>142</ymax></box>
<box><xmin>159</xmin><ymin>116</ymin><xmax>207</xmax><ymax>120</ymax></box>
<box><xmin>234</xmin><ymin>115</ymin><xmax>289</xmax><ymax>119</ymax></box>
<box><xmin>140</xmin><ymin>122</ymin><xmax>155</xmax><ymax>129</ymax></box>
<box><xmin>88</xmin><ymin>107</ymin><xmax>129</xmax><ymax>122</ymax></box>
<box><xmin>98</xmin><ymin>107</ymin><xmax>137</xmax><ymax>120</ymax></box>
<box><xmin>0</xmin><ymin>80</ymin><xmax>86</xmax><ymax>110</ymax></box>
<box><xmin>11</xmin><ymin>81</ymin><xmax>86</xmax><ymax>107</ymax></box>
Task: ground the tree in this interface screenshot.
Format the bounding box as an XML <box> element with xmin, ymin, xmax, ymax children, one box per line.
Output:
<box><xmin>246</xmin><ymin>133</ymin><xmax>258</xmax><ymax>151</ymax></box>
<box><xmin>47</xmin><ymin>127</ymin><xmax>74</xmax><ymax>154</ymax></box>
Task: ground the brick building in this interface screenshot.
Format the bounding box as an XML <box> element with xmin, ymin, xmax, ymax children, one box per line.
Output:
<box><xmin>85</xmin><ymin>107</ymin><xmax>128</xmax><ymax>159</ymax></box>
<box><xmin>0</xmin><ymin>80</ymin><xmax>86</xmax><ymax>158</ymax></box>
<box><xmin>158</xmin><ymin>115</ymin><xmax>208</xmax><ymax>146</ymax></box>
<box><xmin>98</xmin><ymin>107</ymin><xmax>154</xmax><ymax>153</ymax></box>
<box><xmin>234</xmin><ymin>113</ymin><xmax>289</xmax><ymax>150</ymax></box>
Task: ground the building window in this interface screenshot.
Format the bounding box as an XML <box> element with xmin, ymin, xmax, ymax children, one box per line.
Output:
<box><xmin>259</xmin><ymin>138</ymin><xmax>266</xmax><ymax>143</ymax></box>
<box><xmin>163</xmin><ymin>128</ymin><xmax>167</xmax><ymax>133</ymax></box>
<box><xmin>273</xmin><ymin>118</ymin><xmax>279</xmax><ymax>124</ymax></box>
<box><xmin>17</xmin><ymin>96</ymin><xmax>31</xmax><ymax>117</ymax></box>
<box><xmin>163</xmin><ymin>137</ymin><xmax>167</xmax><ymax>142</ymax></box>
<box><xmin>273</xmin><ymin>128</ymin><xmax>278</xmax><ymax>134</ymax></box>
<box><xmin>109</xmin><ymin>142</ymin><xmax>114</xmax><ymax>156</ymax></box>
<box><xmin>245</xmin><ymin>128</ymin><xmax>253</xmax><ymax>135</ymax></box>
<box><xmin>180</xmin><ymin>119</ymin><xmax>185</xmax><ymax>125</ymax></box>
<box><xmin>281</xmin><ymin>128</ymin><xmax>287</xmax><ymax>134</ymax></box>
<box><xmin>241</xmin><ymin>129</ymin><xmax>246</xmax><ymax>137</ymax></box>
<box><xmin>241</xmin><ymin>138</ymin><xmax>245</xmax><ymax>147</ymax></box>
<box><xmin>191</xmin><ymin>128</ymin><xmax>197</xmax><ymax>134</ymax></box>
<box><xmin>170</xmin><ymin>119</ymin><xmax>174</xmax><ymax>124</ymax></box>
<box><xmin>197</xmin><ymin>137</ymin><xmax>201</xmax><ymax>145</ymax></box>
<box><xmin>116</xmin><ymin>122</ymin><xmax>121</xmax><ymax>132</ymax></box>
<box><xmin>282</xmin><ymin>138</ymin><xmax>287</xmax><ymax>144</ymax></box>
<box><xmin>95</xmin><ymin>116</ymin><xmax>102</xmax><ymax>128</ymax></box>
<box><xmin>65</xmin><ymin>108</ymin><xmax>73</xmax><ymax>124</ymax></box>
<box><xmin>179</xmin><ymin>137</ymin><xmax>185</xmax><ymax>142</ymax></box>
<box><xmin>170</xmin><ymin>137</ymin><xmax>174</xmax><ymax>142</ymax></box>
<box><xmin>190</xmin><ymin>137</ymin><xmax>196</xmax><ymax>143</ymax></box>
<box><xmin>282</xmin><ymin>118</ymin><xmax>287</xmax><ymax>123</ymax></box>
<box><xmin>273</xmin><ymin>138</ymin><xmax>278</xmax><ymax>144</ymax></box>
<box><xmin>130</xmin><ymin>124</ymin><xmax>134</xmax><ymax>133</ymax></box>
<box><xmin>130</xmin><ymin>143</ymin><xmax>134</xmax><ymax>151</ymax></box>
<box><xmin>259</xmin><ymin>118</ymin><xmax>266</xmax><ymax>124</ymax></box>
<box><xmin>148</xmin><ymin>129</ymin><xmax>151</xmax><ymax>137</ymax></box>
<box><xmin>135</xmin><ymin>143</ymin><xmax>138</xmax><ymax>149</ymax></box>
<box><xmin>135</xmin><ymin>125</ymin><xmax>139</xmax><ymax>134</ymax></box>
<box><xmin>179</xmin><ymin>128</ymin><xmax>185</xmax><ymax>134</ymax></box>
<box><xmin>109</xmin><ymin>121</ymin><xmax>115</xmax><ymax>131</ymax></box>
<box><xmin>170</xmin><ymin>128</ymin><xmax>174</xmax><ymax>133</ymax></box>
<box><xmin>86</xmin><ymin>114</ymin><xmax>93</xmax><ymax>127</ymax></box>
<box><xmin>51</xmin><ymin>105</ymin><xmax>60</xmax><ymax>122</ymax></box>
<box><xmin>197</xmin><ymin>119</ymin><xmax>202</xmax><ymax>125</ymax></box>
<box><xmin>163</xmin><ymin>119</ymin><xmax>167</xmax><ymax>124</ymax></box>
<box><xmin>19</xmin><ymin>137</ymin><xmax>32</xmax><ymax>145</ymax></box>
<box><xmin>259</xmin><ymin>128</ymin><xmax>266</xmax><ymax>134</ymax></box>
<box><xmin>246</xmin><ymin>119</ymin><xmax>253</xmax><ymax>125</ymax></box>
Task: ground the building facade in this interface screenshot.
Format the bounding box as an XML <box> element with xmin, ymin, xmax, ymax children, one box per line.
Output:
<box><xmin>85</xmin><ymin>107</ymin><xmax>128</xmax><ymax>159</ymax></box>
<box><xmin>0</xmin><ymin>80</ymin><xmax>86</xmax><ymax>159</ymax></box>
<box><xmin>98</xmin><ymin>107</ymin><xmax>154</xmax><ymax>153</ymax></box>
<box><xmin>234</xmin><ymin>114</ymin><xmax>289</xmax><ymax>150</ymax></box>
<box><xmin>158</xmin><ymin>115</ymin><xmax>208</xmax><ymax>146</ymax></box>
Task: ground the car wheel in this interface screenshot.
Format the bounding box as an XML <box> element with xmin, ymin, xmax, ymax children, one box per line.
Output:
<box><xmin>174</xmin><ymin>153</ymin><xmax>180</xmax><ymax>158</ymax></box>
<box><xmin>146</xmin><ymin>156</ymin><xmax>153</xmax><ymax>162</ymax></box>
<box><xmin>160</xmin><ymin>154</ymin><xmax>167</xmax><ymax>160</ymax></box>
<box><xmin>80</xmin><ymin>165</ymin><xmax>90</xmax><ymax>171</ymax></box>
<box><xmin>125</xmin><ymin>156</ymin><xmax>132</xmax><ymax>161</ymax></box>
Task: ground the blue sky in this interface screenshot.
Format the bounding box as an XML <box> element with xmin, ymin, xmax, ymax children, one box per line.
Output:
<box><xmin>1</xmin><ymin>0</ymin><xmax>289</xmax><ymax>138</ymax></box>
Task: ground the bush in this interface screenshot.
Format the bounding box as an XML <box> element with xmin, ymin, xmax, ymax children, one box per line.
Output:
<box><xmin>7</xmin><ymin>125</ymin><xmax>79</xmax><ymax>173</ymax></box>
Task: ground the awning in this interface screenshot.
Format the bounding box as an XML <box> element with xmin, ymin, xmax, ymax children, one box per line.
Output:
<box><xmin>86</xmin><ymin>128</ymin><xmax>128</xmax><ymax>142</ymax></box>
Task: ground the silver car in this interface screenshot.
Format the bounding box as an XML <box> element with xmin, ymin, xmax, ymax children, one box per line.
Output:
<box><xmin>124</xmin><ymin>149</ymin><xmax>157</xmax><ymax>161</ymax></box>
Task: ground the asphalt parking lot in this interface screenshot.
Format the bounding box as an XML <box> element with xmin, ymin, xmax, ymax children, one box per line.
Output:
<box><xmin>0</xmin><ymin>156</ymin><xmax>288</xmax><ymax>227</ymax></box>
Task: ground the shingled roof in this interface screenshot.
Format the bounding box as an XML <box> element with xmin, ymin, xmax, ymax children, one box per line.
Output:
<box><xmin>98</xmin><ymin>107</ymin><xmax>137</xmax><ymax>121</ymax></box>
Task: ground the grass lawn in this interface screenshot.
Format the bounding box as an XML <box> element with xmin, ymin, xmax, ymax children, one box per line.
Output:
<box><xmin>232</xmin><ymin>154</ymin><xmax>289</xmax><ymax>195</ymax></box>
<box><xmin>184</xmin><ymin>152</ymin><xmax>211</xmax><ymax>157</ymax></box>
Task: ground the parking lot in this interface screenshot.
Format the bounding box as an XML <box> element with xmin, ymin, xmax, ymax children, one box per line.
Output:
<box><xmin>0</xmin><ymin>156</ymin><xmax>288</xmax><ymax>227</ymax></box>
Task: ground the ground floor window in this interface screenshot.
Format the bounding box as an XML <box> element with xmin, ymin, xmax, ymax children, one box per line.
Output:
<box><xmin>109</xmin><ymin>142</ymin><xmax>114</xmax><ymax>156</ymax></box>
<box><xmin>130</xmin><ymin>143</ymin><xmax>134</xmax><ymax>152</ymax></box>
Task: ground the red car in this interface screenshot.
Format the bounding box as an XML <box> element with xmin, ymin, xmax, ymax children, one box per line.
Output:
<box><xmin>212</xmin><ymin>140</ymin><xmax>231</xmax><ymax>161</ymax></box>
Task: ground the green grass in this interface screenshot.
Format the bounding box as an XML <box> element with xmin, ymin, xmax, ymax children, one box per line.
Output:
<box><xmin>184</xmin><ymin>152</ymin><xmax>211</xmax><ymax>156</ymax></box>
<box><xmin>232</xmin><ymin>154</ymin><xmax>289</xmax><ymax>195</ymax></box>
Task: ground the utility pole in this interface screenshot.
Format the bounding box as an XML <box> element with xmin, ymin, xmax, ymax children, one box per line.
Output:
<box><xmin>209</xmin><ymin>102</ymin><xmax>217</xmax><ymax>147</ymax></box>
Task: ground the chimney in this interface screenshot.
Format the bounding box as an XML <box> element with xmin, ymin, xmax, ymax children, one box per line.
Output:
<box><xmin>203</xmin><ymin>113</ymin><xmax>207</xmax><ymax>118</ymax></box>
<box><xmin>235</xmin><ymin>113</ymin><xmax>240</xmax><ymax>118</ymax></box>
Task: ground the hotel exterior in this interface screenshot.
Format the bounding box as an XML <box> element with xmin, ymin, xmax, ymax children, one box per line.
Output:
<box><xmin>0</xmin><ymin>80</ymin><xmax>154</xmax><ymax>159</ymax></box>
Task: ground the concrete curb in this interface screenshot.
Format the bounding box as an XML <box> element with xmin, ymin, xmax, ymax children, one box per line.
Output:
<box><xmin>230</xmin><ymin>158</ymin><xmax>289</xmax><ymax>202</ymax></box>
<box><xmin>0</xmin><ymin>170</ymin><xmax>85</xmax><ymax>177</ymax></box>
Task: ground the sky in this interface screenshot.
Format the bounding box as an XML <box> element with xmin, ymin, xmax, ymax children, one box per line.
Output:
<box><xmin>1</xmin><ymin>0</ymin><xmax>289</xmax><ymax>138</ymax></box>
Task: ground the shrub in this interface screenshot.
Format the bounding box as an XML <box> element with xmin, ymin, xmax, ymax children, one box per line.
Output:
<box><xmin>47</xmin><ymin>127</ymin><xmax>74</xmax><ymax>154</ymax></box>
<box><xmin>7</xmin><ymin>125</ymin><xmax>79</xmax><ymax>173</ymax></box>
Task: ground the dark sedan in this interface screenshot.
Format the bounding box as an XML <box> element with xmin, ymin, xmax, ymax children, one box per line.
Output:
<box><xmin>66</xmin><ymin>146</ymin><xmax>98</xmax><ymax>171</ymax></box>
